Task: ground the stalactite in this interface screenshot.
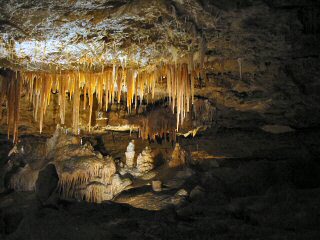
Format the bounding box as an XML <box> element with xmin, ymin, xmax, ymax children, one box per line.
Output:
<box><xmin>0</xmin><ymin>75</ymin><xmax>5</xmax><ymax>121</ymax></box>
<box><xmin>117</xmin><ymin>67</ymin><xmax>123</xmax><ymax>103</ymax></box>
<box><xmin>59</xmin><ymin>73</ymin><xmax>67</xmax><ymax>124</ymax></box>
<box><xmin>88</xmin><ymin>72</ymin><xmax>95</xmax><ymax>131</ymax></box>
<box><xmin>38</xmin><ymin>73</ymin><xmax>53</xmax><ymax>133</ymax></box>
<box><xmin>134</xmin><ymin>107</ymin><xmax>177</xmax><ymax>142</ymax></box>
<box><xmin>126</xmin><ymin>69</ymin><xmax>136</xmax><ymax>112</ymax></box>
<box><xmin>2</xmin><ymin>56</ymin><xmax>203</xmax><ymax>142</ymax></box>
<box><xmin>72</xmin><ymin>73</ymin><xmax>80</xmax><ymax>134</ymax></box>
<box><xmin>1</xmin><ymin>71</ymin><xmax>22</xmax><ymax>143</ymax></box>
<box><xmin>188</xmin><ymin>52</ymin><xmax>195</xmax><ymax>105</ymax></box>
<box><xmin>56</xmin><ymin>157</ymin><xmax>116</xmax><ymax>203</ymax></box>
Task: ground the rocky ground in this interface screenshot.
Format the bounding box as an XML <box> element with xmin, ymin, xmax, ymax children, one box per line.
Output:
<box><xmin>1</xmin><ymin>127</ymin><xmax>320</xmax><ymax>240</ymax></box>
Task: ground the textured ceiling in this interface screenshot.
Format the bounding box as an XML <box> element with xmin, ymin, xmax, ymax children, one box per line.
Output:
<box><xmin>0</xmin><ymin>0</ymin><xmax>218</xmax><ymax>71</ymax></box>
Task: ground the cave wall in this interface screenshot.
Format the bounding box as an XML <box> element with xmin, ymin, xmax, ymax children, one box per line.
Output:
<box><xmin>200</xmin><ymin>0</ymin><xmax>320</xmax><ymax>128</ymax></box>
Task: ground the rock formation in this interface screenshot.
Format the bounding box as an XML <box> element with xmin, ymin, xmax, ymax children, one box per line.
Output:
<box><xmin>51</xmin><ymin>128</ymin><xmax>132</xmax><ymax>203</ymax></box>
<box><xmin>35</xmin><ymin>164</ymin><xmax>59</xmax><ymax>205</ymax></box>
<box><xmin>136</xmin><ymin>146</ymin><xmax>154</xmax><ymax>173</ymax></box>
<box><xmin>169</xmin><ymin>143</ymin><xmax>187</xmax><ymax>168</ymax></box>
<box><xmin>0</xmin><ymin>0</ymin><xmax>319</xmax><ymax>239</ymax></box>
<box><xmin>125</xmin><ymin>140</ymin><xmax>136</xmax><ymax>168</ymax></box>
<box><xmin>152</xmin><ymin>180</ymin><xmax>162</xmax><ymax>192</ymax></box>
<box><xmin>119</xmin><ymin>145</ymin><xmax>155</xmax><ymax>177</ymax></box>
<box><xmin>9</xmin><ymin>164</ymin><xmax>39</xmax><ymax>192</ymax></box>
<box><xmin>4</xmin><ymin>127</ymin><xmax>132</xmax><ymax>203</ymax></box>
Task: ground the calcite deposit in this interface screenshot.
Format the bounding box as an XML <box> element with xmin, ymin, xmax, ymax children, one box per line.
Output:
<box><xmin>169</xmin><ymin>143</ymin><xmax>187</xmax><ymax>168</ymax></box>
<box><xmin>125</xmin><ymin>140</ymin><xmax>135</xmax><ymax>168</ymax></box>
<box><xmin>3</xmin><ymin>127</ymin><xmax>132</xmax><ymax>203</ymax></box>
<box><xmin>136</xmin><ymin>146</ymin><xmax>154</xmax><ymax>173</ymax></box>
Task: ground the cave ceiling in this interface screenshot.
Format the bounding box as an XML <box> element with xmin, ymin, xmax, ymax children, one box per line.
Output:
<box><xmin>0</xmin><ymin>0</ymin><xmax>218</xmax><ymax>71</ymax></box>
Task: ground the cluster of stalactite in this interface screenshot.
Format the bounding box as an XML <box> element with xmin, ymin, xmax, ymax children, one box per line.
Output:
<box><xmin>0</xmin><ymin>71</ymin><xmax>21</xmax><ymax>143</ymax></box>
<box><xmin>1</xmin><ymin>62</ymin><xmax>203</xmax><ymax>141</ymax></box>
<box><xmin>136</xmin><ymin>107</ymin><xmax>177</xmax><ymax>142</ymax></box>
<box><xmin>21</xmin><ymin>66</ymin><xmax>159</xmax><ymax>134</ymax></box>
<box><xmin>56</xmin><ymin>158</ymin><xmax>116</xmax><ymax>203</ymax></box>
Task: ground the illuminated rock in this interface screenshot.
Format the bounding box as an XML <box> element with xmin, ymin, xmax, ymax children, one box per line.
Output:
<box><xmin>152</xmin><ymin>180</ymin><xmax>162</xmax><ymax>192</ymax></box>
<box><xmin>136</xmin><ymin>146</ymin><xmax>154</xmax><ymax>173</ymax></box>
<box><xmin>6</xmin><ymin>127</ymin><xmax>131</xmax><ymax>203</ymax></box>
<box><xmin>49</xmin><ymin>129</ymin><xmax>131</xmax><ymax>203</ymax></box>
<box><xmin>125</xmin><ymin>140</ymin><xmax>135</xmax><ymax>168</ymax></box>
<box><xmin>169</xmin><ymin>143</ymin><xmax>186</xmax><ymax>168</ymax></box>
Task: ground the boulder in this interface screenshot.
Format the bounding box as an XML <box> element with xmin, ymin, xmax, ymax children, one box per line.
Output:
<box><xmin>152</xmin><ymin>180</ymin><xmax>162</xmax><ymax>192</ymax></box>
<box><xmin>190</xmin><ymin>185</ymin><xmax>205</xmax><ymax>201</ymax></box>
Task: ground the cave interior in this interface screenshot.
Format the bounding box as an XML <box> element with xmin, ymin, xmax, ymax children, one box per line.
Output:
<box><xmin>1</xmin><ymin>0</ymin><xmax>320</xmax><ymax>239</ymax></box>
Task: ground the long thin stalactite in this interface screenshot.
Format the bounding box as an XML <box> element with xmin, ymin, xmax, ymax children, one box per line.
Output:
<box><xmin>1</xmin><ymin>62</ymin><xmax>204</xmax><ymax>142</ymax></box>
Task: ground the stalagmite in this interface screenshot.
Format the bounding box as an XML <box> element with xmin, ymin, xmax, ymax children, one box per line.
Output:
<box><xmin>136</xmin><ymin>146</ymin><xmax>154</xmax><ymax>173</ymax></box>
<box><xmin>125</xmin><ymin>140</ymin><xmax>135</xmax><ymax>168</ymax></box>
<box><xmin>169</xmin><ymin>143</ymin><xmax>186</xmax><ymax>168</ymax></box>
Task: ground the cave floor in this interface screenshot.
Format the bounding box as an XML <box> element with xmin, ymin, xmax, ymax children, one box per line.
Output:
<box><xmin>1</xmin><ymin>127</ymin><xmax>320</xmax><ymax>239</ymax></box>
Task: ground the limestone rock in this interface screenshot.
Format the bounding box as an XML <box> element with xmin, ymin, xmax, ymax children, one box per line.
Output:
<box><xmin>0</xmin><ymin>160</ymin><xmax>14</xmax><ymax>193</ymax></box>
<box><xmin>49</xmin><ymin>128</ymin><xmax>132</xmax><ymax>203</ymax></box>
<box><xmin>169</xmin><ymin>143</ymin><xmax>186</xmax><ymax>168</ymax></box>
<box><xmin>175</xmin><ymin>189</ymin><xmax>189</xmax><ymax>197</ymax></box>
<box><xmin>9</xmin><ymin>164</ymin><xmax>39</xmax><ymax>191</ymax></box>
<box><xmin>152</xmin><ymin>180</ymin><xmax>162</xmax><ymax>192</ymax></box>
<box><xmin>261</xmin><ymin>125</ymin><xmax>295</xmax><ymax>134</ymax></box>
<box><xmin>111</xmin><ymin>174</ymin><xmax>132</xmax><ymax>197</ymax></box>
<box><xmin>74</xmin><ymin>174</ymin><xmax>131</xmax><ymax>203</ymax></box>
<box><xmin>55</xmin><ymin>153</ymin><xmax>117</xmax><ymax>203</ymax></box>
<box><xmin>125</xmin><ymin>140</ymin><xmax>135</xmax><ymax>168</ymax></box>
<box><xmin>6</xmin><ymin>128</ymin><xmax>132</xmax><ymax>203</ymax></box>
<box><xmin>190</xmin><ymin>185</ymin><xmax>205</xmax><ymax>201</ymax></box>
<box><xmin>35</xmin><ymin>164</ymin><xmax>59</xmax><ymax>204</ymax></box>
<box><xmin>136</xmin><ymin>146</ymin><xmax>154</xmax><ymax>173</ymax></box>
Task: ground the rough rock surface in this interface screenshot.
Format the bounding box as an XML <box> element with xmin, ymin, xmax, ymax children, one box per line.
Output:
<box><xmin>120</xmin><ymin>144</ymin><xmax>156</xmax><ymax>178</ymax></box>
<box><xmin>9</xmin><ymin>164</ymin><xmax>39</xmax><ymax>192</ymax></box>
<box><xmin>169</xmin><ymin>143</ymin><xmax>186</xmax><ymax>168</ymax></box>
<box><xmin>0</xmin><ymin>0</ymin><xmax>319</xmax><ymax>136</ymax></box>
<box><xmin>0</xmin><ymin>127</ymin><xmax>320</xmax><ymax>239</ymax></box>
<box><xmin>136</xmin><ymin>146</ymin><xmax>154</xmax><ymax>173</ymax></box>
<box><xmin>2</xmin><ymin>127</ymin><xmax>132</xmax><ymax>203</ymax></box>
<box><xmin>125</xmin><ymin>140</ymin><xmax>135</xmax><ymax>168</ymax></box>
<box><xmin>35</xmin><ymin>164</ymin><xmax>59</xmax><ymax>204</ymax></box>
<box><xmin>50</xmin><ymin>127</ymin><xmax>132</xmax><ymax>203</ymax></box>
